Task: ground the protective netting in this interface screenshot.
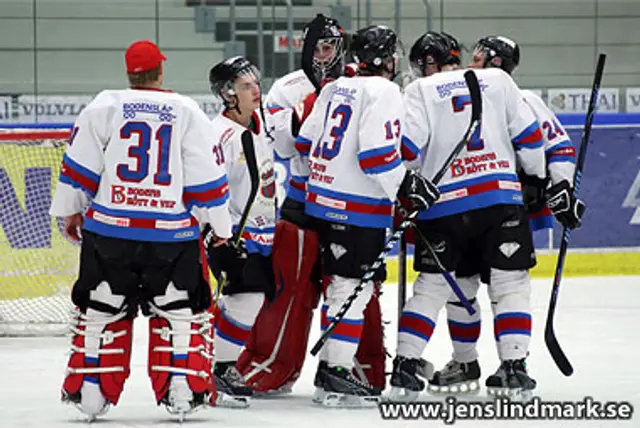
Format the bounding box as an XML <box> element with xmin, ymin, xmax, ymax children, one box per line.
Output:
<box><xmin>0</xmin><ymin>128</ymin><xmax>77</xmax><ymax>336</ymax></box>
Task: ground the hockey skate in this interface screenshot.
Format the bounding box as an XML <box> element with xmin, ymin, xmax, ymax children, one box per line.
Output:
<box><xmin>62</xmin><ymin>380</ymin><xmax>110</xmax><ymax>422</ymax></box>
<box><xmin>485</xmin><ymin>359</ymin><xmax>536</xmax><ymax>401</ymax></box>
<box><xmin>158</xmin><ymin>377</ymin><xmax>213</xmax><ymax>421</ymax></box>
<box><xmin>427</xmin><ymin>359</ymin><xmax>481</xmax><ymax>395</ymax></box>
<box><xmin>312</xmin><ymin>360</ymin><xmax>329</xmax><ymax>403</ymax></box>
<box><xmin>214</xmin><ymin>362</ymin><xmax>253</xmax><ymax>408</ymax></box>
<box><xmin>387</xmin><ymin>356</ymin><xmax>434</xmax><ymax>402</ymax></box>
<box><xmin>314</xmin><ymin>364</ymin><xmax>380</xmax><ymax>408</ymax></box>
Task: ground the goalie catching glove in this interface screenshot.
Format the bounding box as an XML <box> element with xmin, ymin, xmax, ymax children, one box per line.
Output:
<box><xmin>397</xmin><ymin>170</ymin><xmax>440</xmax><ymax>211</ymax></box>
<box><xmin>545</xmin><ymin>179</ymin><xmax>586</xmax><ymax>229</ymax></box>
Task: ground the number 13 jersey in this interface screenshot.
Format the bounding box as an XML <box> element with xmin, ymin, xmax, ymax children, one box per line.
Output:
<box><xmin>294</xmin><ymin>76</ymin><xmax>407</xmax><ymax>229</ymax></box>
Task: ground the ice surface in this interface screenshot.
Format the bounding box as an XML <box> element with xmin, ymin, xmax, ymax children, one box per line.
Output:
<box><xmin>1</xmin><ymin>276</ymin><xmax>638</xmax><ymax>427</ymax></box>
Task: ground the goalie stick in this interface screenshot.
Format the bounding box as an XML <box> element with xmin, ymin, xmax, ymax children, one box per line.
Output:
<box><xmin>310</xmin><ymin>69</ymin><xmax>482</xmax><ymax>356</ymax></box>
<box><xmin>203</xmin><ymin>130</ymin><xmax>260</xmax><ymax>304</ymax></box>
<box><xmin>545</xmin><ymin>53</ymin><xmax>606</xmax><ymax>376</ymax></box>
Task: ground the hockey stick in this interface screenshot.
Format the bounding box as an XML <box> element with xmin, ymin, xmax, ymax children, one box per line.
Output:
<box><xmin>545</xmin><ymin>53</ymin><xmax>606</xmax><ymax>377</ymax></box>
<box><xmin>310</xmin><ymin>69</ymin><xmax>482</xmax><ymax>356</ymax></box>
<box><xmin>203</xmin><ymin>130</ymin><xmax>260</xmax><ymax>303</ymax></box>
<box><xmin>394</xmin><ymin>201</ymin><xmax>475</xmax><ymax>316</ymax></box>
<box><xmin>301</xmin><ymin>14</ymin><xmax>325</xmax><ymax>94</ymax></box>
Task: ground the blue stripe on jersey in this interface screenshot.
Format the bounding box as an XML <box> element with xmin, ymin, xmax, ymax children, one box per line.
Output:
<box><xmin>295</xmin><ymin>135</ymin><xmax>312</xmax><ymax>156</ymax></box>
<box><xmin>63</xmin><ymin>154</ymin><xmax>101</xmax><ymax>184</ymax></box>
<box><xmin>438</xmin><ymin>173</ymin><xmax>519</xmax><ymax>193</ymax></box>
<box><xmin>82</xmin><ymin>203</ymin><xmax>198</xmax><ymax>242</ymax></box>
<box><xmin>83</xmin><ymin>218</ymin><xmax>198</xmax><ymax>242</ymax></box>
<box><xmin>512</xmin><ymin>121</ymin><xmax>544</xmax><ymax>150</ymax></box>
<box><xmin>305</xmin><ymin>184</ymin><xmax>393</xmax><ymax>228</ymax></box>
<box><xmin>358</xmin><ymin>145</ymin><xmax>402</xmax><ymax>175</ymax></box>
<box><xmin>546</xmin><ymin>140</ymin><xmax>577</xmax><ymax>164</ymax></box>
<box><xmin>89</xmin><ymin>203</ymin><xmax>193</xmax><ymax>221</ymax></box>
<box><xmin>287</xmin><ymin>175</ymin><xmax>307</xmax><ymax>203</ymax></box>
<box><xmin>183</xmin><ymin>175</ymin><xmax>229</xmax><ymax>209</ymax></box>
<box><xmin>419</xmin><ymin>174</ymin><xmax>523</xmax><ymax>220</ymax></box>
<box><xmin>400</xmin><ymin>135</ymin><xmax>420</xmax><ymax>161</ymax></box>
<box><xmin>60</xmin><ymin>153</ymin><xmax>100</xmax><ymax>197</ymax></box>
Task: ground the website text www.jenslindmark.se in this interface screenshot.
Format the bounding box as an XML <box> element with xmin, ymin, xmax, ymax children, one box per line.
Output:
<box><xmin>378</xmin><ymin>397</ymin><xmax>634</xmax><ymax>424</ymax></box>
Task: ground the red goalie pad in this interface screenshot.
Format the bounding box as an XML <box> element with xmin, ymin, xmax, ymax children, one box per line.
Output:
<box><xmin>62</xmin><ymin>316</ymin><xmax>133</xmax><ymax>405</ymax></box>
<box><xmin>236</xmin><ymin>219</ymin><xmax>321</xmax><ymax>393</ymax></box>
<box><xmin>354</xmin><ymin>284</ymin><xmax>386</xmax><ymax>390</ymax></box>
<box><xmin>148</xmin><ymin>315</ymin><xmax>216</xmax><ymax>405</ymax></box>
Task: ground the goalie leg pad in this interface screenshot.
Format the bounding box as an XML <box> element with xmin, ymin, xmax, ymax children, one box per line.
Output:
<box><xmin>353</xmin><ymin>282</ymin><xmax>386</xmax><ymax>391</ymax></box>
<box><xmin>148</xmin><ymin>283</ymin><xmax>216</xmax><ymax>415</ymax></box>
<box><xmin>62</xmin><ymin>281</ymin><xmax>133</xmax><ymax>417</ymax></box>
<box><xmin>237</xmin><ymin>219</ymin><xmax>321</xmax><ymax>393</ymax></box>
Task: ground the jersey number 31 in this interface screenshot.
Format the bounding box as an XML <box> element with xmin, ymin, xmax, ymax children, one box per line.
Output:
<box><xmin>117</xmin><ymin>121</ymin><xmax>173</xmax><ymax>185</ymax></box>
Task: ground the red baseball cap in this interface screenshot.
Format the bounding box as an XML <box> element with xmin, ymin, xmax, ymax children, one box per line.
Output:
<box><xmin>125</xmin><ymin>40</ymin><xmax>167</xmax><ymax>73</ymax></box>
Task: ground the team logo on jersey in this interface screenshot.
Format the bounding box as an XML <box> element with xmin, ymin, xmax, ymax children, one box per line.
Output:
<box><xmin>260</xmin><ymin>160</ymin><xmax>276</xmax><ymax>199</ymax></box>
<box><xmin>111</xmin><ymin>185</ymin><xmax>126</xmax><ymax>204</ymax></box>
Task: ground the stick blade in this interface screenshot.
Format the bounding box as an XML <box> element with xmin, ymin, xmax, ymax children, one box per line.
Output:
<box><xmin>544</xmin><ymin>323</ymin><xmax>574</xmax><ymax>376</ymax></box>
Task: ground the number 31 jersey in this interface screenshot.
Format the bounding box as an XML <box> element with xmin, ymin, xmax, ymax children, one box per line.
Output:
<box><xmin>295</xmin><ymin>76</ymin><xmax>407</xmax><ymax>229</ymax></box>
<box><xmin>49</xmin><ymin>88</ymin><xmax>233</xmax><ymax>242</ymax></box>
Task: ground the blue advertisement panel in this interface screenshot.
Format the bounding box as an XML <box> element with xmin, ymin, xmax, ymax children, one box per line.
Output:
<box><xmin>1</xmin><ymin>114</ymin><xmax>639</xmax><ymax>254</ymax></box>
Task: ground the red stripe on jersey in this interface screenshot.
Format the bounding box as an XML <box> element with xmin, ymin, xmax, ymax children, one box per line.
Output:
<box><xmin>182</xmin><ymin>182</ymin><xmax>229</xmax><ymax>206</ymax></box>
<box><xmin>61</xmin><ymin>160</ymin><xmax>99</xmax><ymax>195</ymax></box>
<box><xmin>359</xmin><ymin>150</ymin><xmax>399</xmax><ymax>170</ymax></box>
<box><xmin>86</xmin><ymin>208</ymin><xmax>197</xmax><ymax>229</ymax></box>
<box><xmin>307</xmin><ymin>192</ymin><xmax>394</xmax><ymax>216</ymax></box>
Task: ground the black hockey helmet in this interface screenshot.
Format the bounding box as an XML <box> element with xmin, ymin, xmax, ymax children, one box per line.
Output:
<box><xmin>408</xmin><ymin>31</ymin><xmax>451</xmax><ymax>77</ymax></box>
<box><xmin>440</xmin><ymin>31</ymin><xmax>461</xmax><ymax>65</ymax></box>
<box><xmin>209</xmin><ymin>56</ymin><xmax>260</xmax><ymax>99</ymax></box>
<box><xmin>350</xmin><ymin>25</ymin><xmax>402</xmax><ymax>77</ymax></box>
<box><xmin>302</xmin><ymin>14</ymin><xmax>346</xmax><ymax>80</ymax></box>
<box><xmin>473</xmin><ymin>35</ymin><xmax>520</xmax><ymax>74</ymax></box>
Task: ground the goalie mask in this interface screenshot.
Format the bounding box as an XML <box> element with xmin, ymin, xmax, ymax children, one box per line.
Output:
<box><xmin>302</xmin><ymin>14</ymin><xmax>347</xmax><ymax>82</ymax></box>
<box><xmin>473</xmin><ymin>35</ymin><xmax>520</xmax><ymax>74</ymax></box>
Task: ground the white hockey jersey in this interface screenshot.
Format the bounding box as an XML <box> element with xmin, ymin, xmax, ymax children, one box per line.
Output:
<box><xmin>521</xmin><ymin>89</ymin><xmax>576</xmax><ymax>230</ymax></box>
<box><xmin>49</xmin><ymin>88</ymin><xmax>233</xmax><ymax>242</ymax></box>
<box><xmin>265</xmin><ymin>69</ymin><xmax>316</xmax><ymax>204</ymax></box>
<box><xmin>402</xmin><ymin>68</ymin><xmax>546</xmax><ymax>220</ymax></box>
<box><xmin>521</xmin><ymin>90</ymin><xmax>576</xmax><ymax>185</ymax></box>
<box><xmin>210</xmin><ymin>108</ymin><xmax>294</xmax><ymax>255</ymax></box>
<box><xmin>295</xmin><ymin>75</ymin><xmax>406</xmax><ymax>229</ymax></box>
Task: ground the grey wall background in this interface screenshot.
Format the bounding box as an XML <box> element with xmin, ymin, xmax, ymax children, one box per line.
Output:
<box><xmin>0</xmin><ymin>0</ymin><xmax>638</xmax><ymax>95</ymax></box>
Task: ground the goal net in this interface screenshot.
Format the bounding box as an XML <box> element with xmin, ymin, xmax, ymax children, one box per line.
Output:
<box><xmin>0</xmin><ymin>126</ymin><xmax>77</xmax><ymax>336</ymax></box>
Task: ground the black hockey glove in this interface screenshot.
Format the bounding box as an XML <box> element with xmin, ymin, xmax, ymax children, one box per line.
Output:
<box><xmin>546</xmin><ymin>180</ymin><xmax>586</xmax><ymax>229</ymax></box>
<box><xmin>397</xmin><ymin>170</ymin><xmax>440</xmax><ymax>212</ymax></box>
<box><xmin>518</xmin><ymin>171</ymin><xmax>549</xmax><ymax>214</ymax></box>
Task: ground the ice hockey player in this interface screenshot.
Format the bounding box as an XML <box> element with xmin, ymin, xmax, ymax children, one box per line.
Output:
<box><xmin>295</xmin><ymin>24</ymin><xmax>440</xmax><ymax>407</ymax></box>
<box><xmin>427</xmin><ymin>35</ymin><xmax>585</xmax><ymax>397</ymax></box>
<box><xmin>236</xmin><ymin>15</ymin><xmax>388</xmax><ymax>397</ymax></box>
<box><xmin>50</xmin><ymin>40</ymin><xmax>233</xmax><ymax>421</ymax></box>
<box><xmin>390</xmin><ymin>31</ymin><xmax>549</xmax><ymax>401</ymax></box>
<box><xmin>206</xmin><ymin>55</ymin><xmax>303</xmax><ymax>407</ymax></box>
